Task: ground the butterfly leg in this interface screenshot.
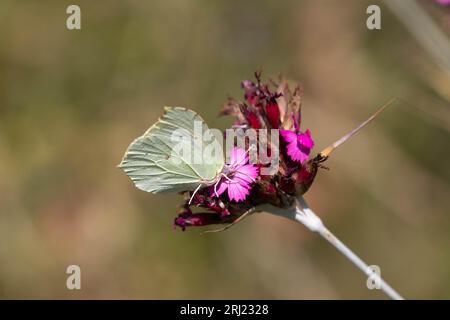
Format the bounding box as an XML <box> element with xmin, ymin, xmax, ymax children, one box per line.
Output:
<box><xmin>188</xmin><ymin>184</ymin><xmax>202</xmax><ymax>205</ymax></box>
<box><xmin>221</xmin><ymin>173</ymin><xmax>233</xmax><ymax>182</ymax></box>
<box><xmin>201</xmin><ymin>207</ymin><xmax>255</xmax><ymax>234</ymax></box>
<box><xmin>213</xmin><ymin>173</ymin><xmax>235</xmax><ymax>198</ymax></box>
<box><xmin>213</xmin><ymin>179</ymin><xmax>221</xmax><ymax>197</ymax></box>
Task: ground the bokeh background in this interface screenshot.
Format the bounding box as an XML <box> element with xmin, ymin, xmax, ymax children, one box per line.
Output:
<box><xmin>0</xmin><ymin>0</ymin><xmax>449</xmax><ymax>299</ymax></box>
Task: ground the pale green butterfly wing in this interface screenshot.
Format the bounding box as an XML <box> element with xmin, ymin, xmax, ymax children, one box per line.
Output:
<box><xmin>119</xmin><ymin>107</ymin><xmax>224</xmax><ymax>193</ymax></box>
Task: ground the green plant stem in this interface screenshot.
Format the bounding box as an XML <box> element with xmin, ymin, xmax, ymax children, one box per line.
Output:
<box><xmin>259</xmin><ymin>197</ymin><xmax>404</xmax><ymax>300</ymax></box>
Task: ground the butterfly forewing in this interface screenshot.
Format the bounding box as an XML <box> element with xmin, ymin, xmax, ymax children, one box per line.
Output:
<box><xmin>119</xmin><ymin>107</ymin><xmax>224</xmax><ymax>193</ymax></box>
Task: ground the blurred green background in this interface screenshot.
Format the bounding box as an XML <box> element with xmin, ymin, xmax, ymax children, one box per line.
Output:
<box><xmin>0</xmin><ymin>0</ymin><xmax>449</xmax><ymax>299</ymax></box>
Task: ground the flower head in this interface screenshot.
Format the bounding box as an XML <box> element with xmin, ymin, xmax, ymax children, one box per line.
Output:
<box><xmin>175</xmin><ymin>72</ymin><xmax>322</xmax><ymax>230</ymax></box>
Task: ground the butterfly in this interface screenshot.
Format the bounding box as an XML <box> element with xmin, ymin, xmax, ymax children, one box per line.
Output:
<box><xmin>119</xmin><ymin>107</ymin><xmax>226</xmax><ymax>201</ymax></box>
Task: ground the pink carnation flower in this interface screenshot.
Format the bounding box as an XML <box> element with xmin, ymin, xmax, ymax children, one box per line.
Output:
<box><xmin>214</xmin><ymin>147</ymin><xmax>259</xmax><ymax>202</ymax></box>
<box><xmin>280</xmin><ymin>111</ymin><xmax>314</xmax><ymax>164</ymax></box>
<box><xmin>280</xmin><ymin>129</ymin><xmax>314</xmax><ymax>164</ymax></box>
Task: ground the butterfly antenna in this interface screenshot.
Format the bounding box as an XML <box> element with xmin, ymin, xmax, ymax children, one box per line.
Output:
<box><xmin>188</xmin><ymin>184</ymin><xmax>202</xmax><ymax>205</ymax></box>
<box><xmin>319</xmin><ymin>98</ymin><xmax>396</xmax><ymax>159</ymax></box>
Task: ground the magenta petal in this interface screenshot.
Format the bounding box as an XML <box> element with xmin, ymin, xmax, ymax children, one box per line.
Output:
<box><xmin>286</xmin><ymin>141</ymin><xmax>304</xmax><ymax>162</ymax></box>
<box><xmin>227</xmin><ymin>183</ymin><xmax>237</xmax><ymax>201</ymax></box>
<box><xmin>229</xmin><ymin>147</ymin><xmax>248</xmax><ymax>167</ymax></box>
<box><xmin>215</xmin><ymin>181</ymin><xmax>228</xmax><ymax>196</ymax></box>
<box><xmin>225</xmin><ymin>183</ymin><xmax>233</xmax><ymax>201</ymax></box>
<box><xmin>234</xmin><ymin>165</ymin><xmax>259</xmax><ymax>184</ymax></box>
<box><xmin>298</xmin><ymin>129</ymin><xmax>314</xmax><ymax>149</ymax></box>
<box><xmin>296</xmin><ymin>129</ymin><xmax>314</xmax><ymax>163</ymax></box>
<box><xmin>236</xmin><ymin>187</ymin><xmax>250</xmax><ymax>202</ymax></box>
<box><xmin>227</xmin><ymin>183</ymin><xmax>249</xmax><ymax>202</ymax></box>
<box><xmin>280</xmin><ymin>130</ymin><xmax>297</xmax><ymax>143</ymax></box>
